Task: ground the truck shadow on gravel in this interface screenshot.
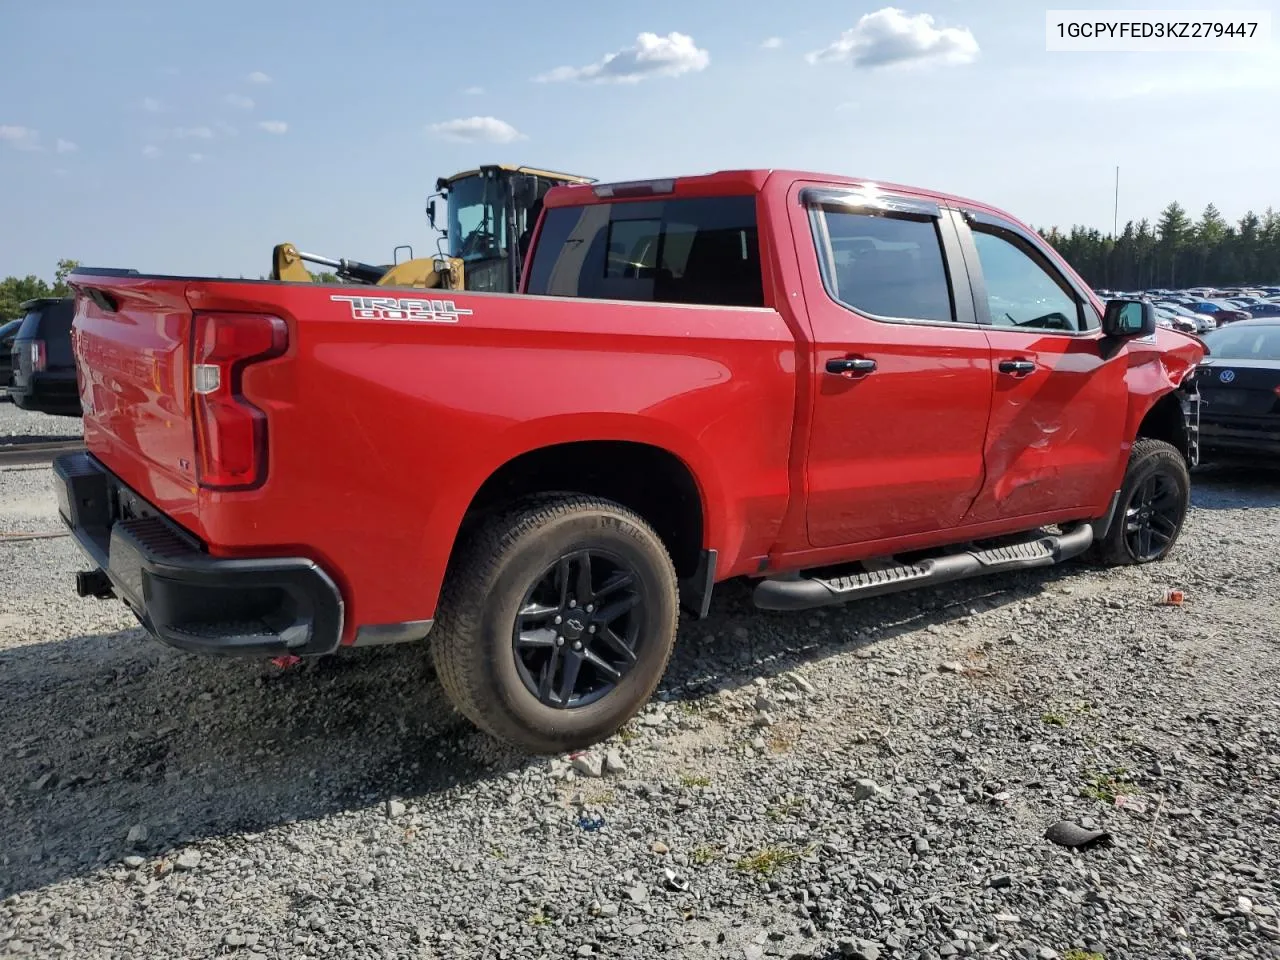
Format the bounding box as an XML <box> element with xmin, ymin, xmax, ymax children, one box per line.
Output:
<box><xmin>0</xmin><ymin>562</ymin><xmax>1081</xmax><ymax>899</ymax></box>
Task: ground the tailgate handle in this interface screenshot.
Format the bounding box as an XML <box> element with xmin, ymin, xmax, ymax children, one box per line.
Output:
<box><xmin>82</xmin><ymin>287</ymin><xmax>119</xmax><ymax>312</ymax></box>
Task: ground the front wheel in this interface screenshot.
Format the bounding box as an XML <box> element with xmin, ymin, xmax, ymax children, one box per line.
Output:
<box><xmin>429</xmin><ymin>495</ymin><xmax>679</xmax><ymax>753</ymax></box>
<box><xmin>1092</xmin><ymin>438</ymin><xmax>1191</xmax><ymax>566</ymax></box>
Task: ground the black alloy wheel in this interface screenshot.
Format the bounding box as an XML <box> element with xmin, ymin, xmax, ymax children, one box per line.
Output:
<box><xmin>1122</xmin><ymin>471</ymin><xmax>1183</xmax><ymax>561</ymax></box>
<box><xmin>428</xmin><ymin>494</ymin><xmax>680</xmax><ymax>753</ymax></box>
<box><xmin>513</xmin><ymin>549</ymin><xmax>644</xmax><ymax>709</ymax></box>
<box><xmin>1092</xmin><ymin>438</ymin><xmax>1190</xmax><ymax>566</ymax></box>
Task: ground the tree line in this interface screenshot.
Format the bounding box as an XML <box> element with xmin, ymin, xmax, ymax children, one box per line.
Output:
<box><xmin>1036</xmin><ymin>202</ymin><xmax>1280</xmax><ymax>291</ymax></box>
<box><xmin>4</xmin><ymin>202</ymin><xmax>1279</xmax><ymax>321</ymax></box>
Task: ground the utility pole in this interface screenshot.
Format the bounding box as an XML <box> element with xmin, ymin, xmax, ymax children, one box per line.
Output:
<box><xmin>1113</xmin><ymin>165</ymin><xmax>1119</xmax><ymax>237</ymax></box>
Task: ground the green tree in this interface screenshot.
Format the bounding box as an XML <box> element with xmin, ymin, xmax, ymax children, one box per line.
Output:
<box><xmin>1155</xmin><ymin>202</ymin><xmax>1193</xmax><ymax>286</ymax></box>
<box><xmin>0</xmin><ymin>275</ymin><xmax>53</xmax><ymax>321</ymax></box>
<box><xmin>52</xmin><ymin>258</ymin><xmax>81</xmax><ymax>296</ymax></box>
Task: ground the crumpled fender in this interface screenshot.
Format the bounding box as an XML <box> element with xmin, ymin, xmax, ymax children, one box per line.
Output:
<box><xmin>1122</xmin><ymin>325</ymin><xmax>1206</xmax><ymax>452</ymax></box>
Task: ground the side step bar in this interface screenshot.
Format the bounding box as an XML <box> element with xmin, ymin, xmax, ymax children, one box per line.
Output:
<box><xmin>753</xmin><ymin>522</ymin><xmax>1095</xmax><ymax>612</ymax></box>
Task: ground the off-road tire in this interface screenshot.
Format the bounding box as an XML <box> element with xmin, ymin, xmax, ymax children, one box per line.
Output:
<box><xmin>429</xmin><ymin>495</ymin><xmax>680</xmax><ymax>753</ymax></box>
<box><xmin>1091</xmin><ymin>438</ymin><xmax>1190</xmax><ymax>566</ymax></box>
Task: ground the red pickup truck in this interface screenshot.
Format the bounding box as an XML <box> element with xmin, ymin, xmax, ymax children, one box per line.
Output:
<box><xmin>56</xmin><ymin>169</ymin><xmax>1204</xmax><ymax>752</ymax></box>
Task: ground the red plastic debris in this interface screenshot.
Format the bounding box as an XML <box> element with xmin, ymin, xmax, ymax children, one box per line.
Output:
<box><xmin>270</xmin><ymin>654</ymin><xmax>302</xmax><ymax>669</ymax></box>
<box><xmin>1161</xmin><ymin>589</ymin><xmax>1185</xmax><ymax>607</ymax></box>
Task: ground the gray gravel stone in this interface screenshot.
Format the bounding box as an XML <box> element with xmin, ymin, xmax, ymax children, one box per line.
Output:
<box><xmin>573</xmin><ymin>754</ymin><xmax>604</xmax><ymax>778</ymax></box>
<box><xmin>853</xmin><ymin>779</ymin><xmax>881</xmax><ymax>802</ymax></box>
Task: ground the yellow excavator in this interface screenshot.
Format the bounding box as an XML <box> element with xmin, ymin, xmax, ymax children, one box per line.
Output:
<box><xmin>271</xmin><ymin>164</ymin><xmax>594</xmax><ymax>293</ymax></box>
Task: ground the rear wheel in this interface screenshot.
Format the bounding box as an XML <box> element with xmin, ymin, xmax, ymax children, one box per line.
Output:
<box><xmin>1092</xmin><ymin>438</ymin><xmax>1190</xmax><ymax>566</ymax></box>
<box><xmin>429</xmin><ymin>495</ymin><xmax>679</xmax><ymax>753</ymax></box>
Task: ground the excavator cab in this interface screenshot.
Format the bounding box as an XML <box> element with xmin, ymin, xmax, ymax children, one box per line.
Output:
<box><xmin>428</xmin><ymin>165</ymin><xmax>595</xmax><ymax>293</ymax></box>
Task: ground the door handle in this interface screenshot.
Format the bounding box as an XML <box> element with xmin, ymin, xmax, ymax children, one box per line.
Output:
<box><xmin>826</xmin><ymin>357</ymin><xmax>877</xmax><ymax>377</ymax></box>
<box><xmin>998</xmin><ymin>359</ymin><xmax>1036</xmax><ymax>376</ymax></box>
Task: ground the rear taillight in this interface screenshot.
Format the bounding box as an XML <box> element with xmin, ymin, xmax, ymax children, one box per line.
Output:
<box><xmin>191</xmin><ymin>313</ymin><xmax>288</xmax><ymax>490</ymax></box>
<box><xmin>29</xmin><ymin>340</ymin><xmax>47</xmax><ymax>372</ymax></box>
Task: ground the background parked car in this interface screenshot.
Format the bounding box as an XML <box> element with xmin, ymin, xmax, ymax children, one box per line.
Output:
<box><xmin>1240</xmin><ymin>301</ymin><xmax>1280</xmax><ymax>317</ymax></box>
<box><xmin>1188</xmin><ymin>300</ymin><xmax>1253</xmax><ymax>326</ymax></box>
<box><xmin>1153</xmin><ymin>302</ymin><xmax>1214</xmax><ymax>333</ymax></box>
<box><xmin>9</xmin><ymin>297</ymin><xmax>82</xmax><ymax>417</ymax></box>
<box><xmin>1193</xmin><ymin>318</ymin><xmax>1280</xmax><ymax>462</ymax></box>
<box><xmin>0</xmin><ymin>317</ymin><xmax>21</xmax><ymax>392</ymax></box>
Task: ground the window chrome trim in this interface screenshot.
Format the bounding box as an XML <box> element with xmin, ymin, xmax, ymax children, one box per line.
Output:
<box><xmin>800</xmin><ymin>186</ymin><xmax>941</xmax><ymax>220</ymax></box>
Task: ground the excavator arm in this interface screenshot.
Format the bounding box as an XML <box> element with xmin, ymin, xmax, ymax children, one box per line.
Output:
<box><xmin>270</xmin><ymin>243</ymin><xmax>464</xmax><ymax>291</ymax></box>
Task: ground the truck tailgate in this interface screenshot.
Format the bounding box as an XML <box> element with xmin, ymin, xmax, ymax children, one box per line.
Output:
<box><xmin>71</xmin><ymin>276</ymin><xmax>200</xmax><ymax>531</ymax></box>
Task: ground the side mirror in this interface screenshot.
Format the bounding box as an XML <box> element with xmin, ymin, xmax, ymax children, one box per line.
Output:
<box><xmin>1102</xmin><ymin>299</ymin><xmax>1156</xmax><ymax>338</ymax></box>
<box><xmin>426</xmin><ymin>198</ymin><xmax>438</xmax><ymax>230</ymax></box>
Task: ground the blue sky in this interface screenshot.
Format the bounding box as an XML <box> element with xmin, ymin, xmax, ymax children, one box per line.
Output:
<box><xmin>2</xmin><ymin>0</ymin><xmax>1277</xmax><ymax>280</ymax></box>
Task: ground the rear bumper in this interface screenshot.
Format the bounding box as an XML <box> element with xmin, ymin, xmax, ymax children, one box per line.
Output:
<box><xmin>53</xmin><ymin>451</ymin><xmax>345</xmax><ymax>657</ymax></box>
<box><xmin>11</xmin><ymin>371</ymin><xmax>82</xmax><ymax>416</ymax></box>
<box><xmin>1199</xmin><ymin>418</ymin><xmax>1280</xmax><ymax>457</ymax></box>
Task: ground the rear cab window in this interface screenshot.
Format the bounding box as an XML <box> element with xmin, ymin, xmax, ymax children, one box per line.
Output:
<box><xmin>525</xmin><ymin>195</ymin><xmax>764</xmax><ymax>308</ymax></box>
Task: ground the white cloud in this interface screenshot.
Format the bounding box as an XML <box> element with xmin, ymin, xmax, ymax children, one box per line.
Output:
<box><xmin>257</xmin><ymin>120</ymin><xmax>288</xmax><ymax>134</ymax></box>
<box><xmin>428</xmin><ymin>116</ymin><xmax>525</xmax><ymax>144</ymax></box>
<box><xmin>174</xmin><ymin>126</ymin><xmax>214</xmax><ymax>139</ymax></box>
<box><xmin>248</xmin><ymin>71</ymin><xmax>271</xmax><ymax>84</ymax></box>
<box><xmin>142</xmin><ymin>97</ymin><xmax>162</xmax><ymax>113</ymax></box>
<box><xmin>189</xmin><ymin>152</ymin><xmax>205</xmax><ymax>163</ymax></box>
<box><xmin>56</xmin><ymin>138</ymin><xmax>78</xmax><ymax>154</ymax></box>
<box><xmin>224</xmin><ymin>94</ymin><xmax>255</xmax><ymax>109</ymax></box>
<box><xmin>535</xmin><ymin>31</ymin><xmax>709</xmax><ymax>84</ymax></box>
<box><xmin>761</xmin><ymin>37</ymin><xmax>783</xmax><ymax>49</ymax></box>
<box><xmin>0</xmin><ymin>125</ymin><xmax>41</xmax><ymax>150</ymax></box>
<box><xmin>806</xmin><ymin>7</ymin><xmax>979</xmax><ymax>68</ymax></box>
<box><xmin>143</xmin><ymin>145</ymin><xmax>160</xmax><ymax>158</ymax></box>
<box><xmin>462</xmin><ymin>86</ymin><xmax>485</xmax><ymax>95</ymax></box>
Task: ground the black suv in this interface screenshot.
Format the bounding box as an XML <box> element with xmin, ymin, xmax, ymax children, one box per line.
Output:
<box><xmin>10</xmin><ymin>297</ymin><xmax>82</xmax><ymax>417</ymax></box>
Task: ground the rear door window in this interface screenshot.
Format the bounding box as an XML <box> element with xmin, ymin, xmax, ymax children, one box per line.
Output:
<box><xmin>813</xmin><ymin>209</ymin><xmax>956</xmax><ymax>323</ymax></box>
<box><xmin>525</xmin><ymin>195</ymin><xmax>764</xmax><ymax>307</ymax></box>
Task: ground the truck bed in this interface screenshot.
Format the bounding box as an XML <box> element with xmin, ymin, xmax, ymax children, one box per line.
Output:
<box><xmin>65</xmin><ymin>270</ymin><xmax>797</xmax><ymax>648</ymax></box>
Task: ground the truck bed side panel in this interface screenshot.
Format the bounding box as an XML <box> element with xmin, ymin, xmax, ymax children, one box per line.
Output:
<box><xmin>74</xmin><ymin>277</ymin><xmax>797</xmax><ymax>638</ymax></box>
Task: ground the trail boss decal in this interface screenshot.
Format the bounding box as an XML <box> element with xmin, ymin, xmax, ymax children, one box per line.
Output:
<box><xmin>330</xmin><ymin>295</ymin><xmax>473</xmax><ymax>323</ymax></box>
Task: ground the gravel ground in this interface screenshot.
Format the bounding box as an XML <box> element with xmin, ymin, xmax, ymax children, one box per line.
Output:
<box><xmin>2</xmin><ymin>409</ymin><xmax>1279</xmax><ymax>960</ymax></box>
<box><xmin>0</xmin><ymin>399</ymin><xmax>82</xmax><ymax>444</ymax></box>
